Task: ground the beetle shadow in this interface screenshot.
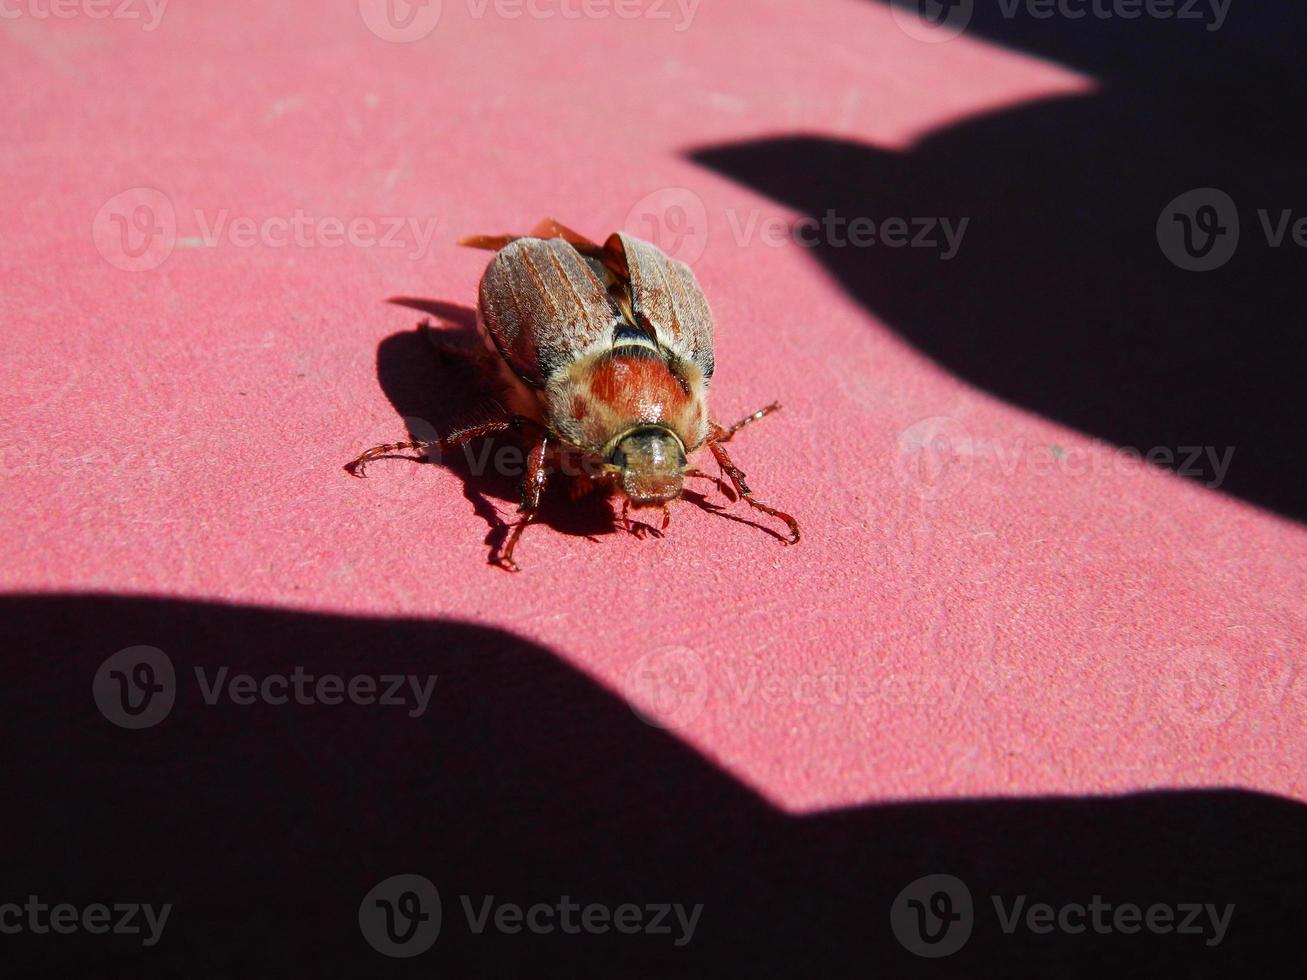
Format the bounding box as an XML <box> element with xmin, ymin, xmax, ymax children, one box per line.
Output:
<box><xmin>372</xmin><ymin>298</ymin><xmax>788</xmax><ymax>558</ymax></box>
<box><xmin>689</xmin><ymin>1</ymin><xmax>1307</xmax><ymax>523</ymax></box>
<box><xmin>372</xmin><ymin>299</ymin><xmax>623</xmax><ymax>554</ymax></box>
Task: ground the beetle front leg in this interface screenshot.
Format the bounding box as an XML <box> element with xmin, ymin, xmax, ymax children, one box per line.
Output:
<box><xmin>498</xmin><ymin>435</ymin><xmax>551</xmax><ymax>572</ymax></box>
<box><xmin>707</xmin><ymin>439</ymin><xmax>801</xmax><ymax>544</ymax></box>
<box><xmin>716</xmin><ymin>402</ymin><xmax>782</xmax><ymax>443</ymax></box>
<box><xmin>619</xmin><ymin>499</ymin><xmax>666</xmax><ymax>540</ymax></box>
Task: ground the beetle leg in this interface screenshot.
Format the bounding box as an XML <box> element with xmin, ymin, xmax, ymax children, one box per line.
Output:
<box><xmin>707</xmin><ymin>439</ymin><xmax>801</xmax><ymax>544</ymax></box>
<box><xmin>684</xmin><ymin>468</ymin><xmax>735</xmax><ymax>499</ymax></box>
<box><xmin>618</xmin><ymin>499</ymin><xmax>665</xmax><ymax>540</ymax></box>
<box><xmin>347</xmin><ymin>416</ymin><xmax>543</xmax><ymax>477</ymax></box>
<box><xmin>344</xmin><ymin>440</ymin><xmax>439</xmax><ymax>477</ymax></box>
<box><xmin>498</xmin><ymin>435</ymin><xmax>551</xmax><ymax>572</ymax></box>
<box><xmin>441</xmin><ymin>417</ymin><xmax>517</xmax><ymax>446</ymax></box>
<box><xmin>715</xmin><ymin>402</ymin><xmax>782</xmax><ymax>443</ymax></box>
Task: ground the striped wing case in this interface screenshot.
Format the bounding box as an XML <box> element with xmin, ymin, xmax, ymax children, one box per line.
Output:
<box><xmin>605</xmin><ymin>232</ymin><xmax>715</xmax><ymax>381</ymax></box>
<box><xmin>477</xmin><ymin>236</ymin><xmax>620</xmax><ymax>387</ymax></box>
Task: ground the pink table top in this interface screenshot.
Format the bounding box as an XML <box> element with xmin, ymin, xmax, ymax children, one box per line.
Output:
<box><xmin>4</xmin><ymin>0</ymin><xmax>1303</xmax><ymax>820</ymax></box>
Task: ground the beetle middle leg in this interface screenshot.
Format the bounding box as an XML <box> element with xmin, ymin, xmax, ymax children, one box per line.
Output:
<box><xmin>684</xmin><ymin>468</ymin><xmax>735</xmax><ymax>499</ymax></box>
<box><xmin>706</xmin><ymin>437</ymin><xmax>801</xmax><ymax>544</ymax></box>
<box><xmin>498</xmin><ymin>435</ymin><xmax>551</xmax><ymax>572</ymax></box>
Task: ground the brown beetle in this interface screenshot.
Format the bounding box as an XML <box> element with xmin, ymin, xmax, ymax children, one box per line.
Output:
<box><xmin>347</xmin><ymin>218</ymin><xmax>799</xmax><ymax>571</ymax></box>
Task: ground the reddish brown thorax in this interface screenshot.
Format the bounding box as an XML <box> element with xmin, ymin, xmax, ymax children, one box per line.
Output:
<box><xmin>555</xmin><ymin>343</ymin><xmax>707</xmax><ymax>462</ymax></box>
<box><xmin>590</xmin><ymin>351</ymin><xmax>693</xmax><ymax>421</ymax></box>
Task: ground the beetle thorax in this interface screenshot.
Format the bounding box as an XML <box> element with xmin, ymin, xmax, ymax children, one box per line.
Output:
<box><xmin>545</xmin><ymin>344</ymin><xmax>709</xmax><ymax>455</ymax></box>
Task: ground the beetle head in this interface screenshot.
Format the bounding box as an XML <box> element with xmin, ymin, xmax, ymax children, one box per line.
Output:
<box><xmin>609</xmin><ymin>425</ymin><xmax>687</xmax><ymax>506</ymax></box>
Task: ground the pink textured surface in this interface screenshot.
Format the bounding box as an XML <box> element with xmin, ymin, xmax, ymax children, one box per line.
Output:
<box><xmin>3</xmin><ymin>0</ymin><xmax>1303</xmax><ymax>813</ymax></box>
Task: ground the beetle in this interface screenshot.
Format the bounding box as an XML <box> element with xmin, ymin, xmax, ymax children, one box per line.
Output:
<box><xmin>346</xmin><ymin>218</ymin><xmax>799</xmax><ymax>571</ymax></box>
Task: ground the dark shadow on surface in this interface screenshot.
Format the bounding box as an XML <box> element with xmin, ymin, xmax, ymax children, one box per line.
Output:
<box><xmin>3</xmin><ymin>594</ymin><xmax>1302</xmax><ymax>976</ymax></box>
<box><xmin>691</xmin><ymin>1</ymin><xmax>1307</xmax><ymax>521</ymax></box>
